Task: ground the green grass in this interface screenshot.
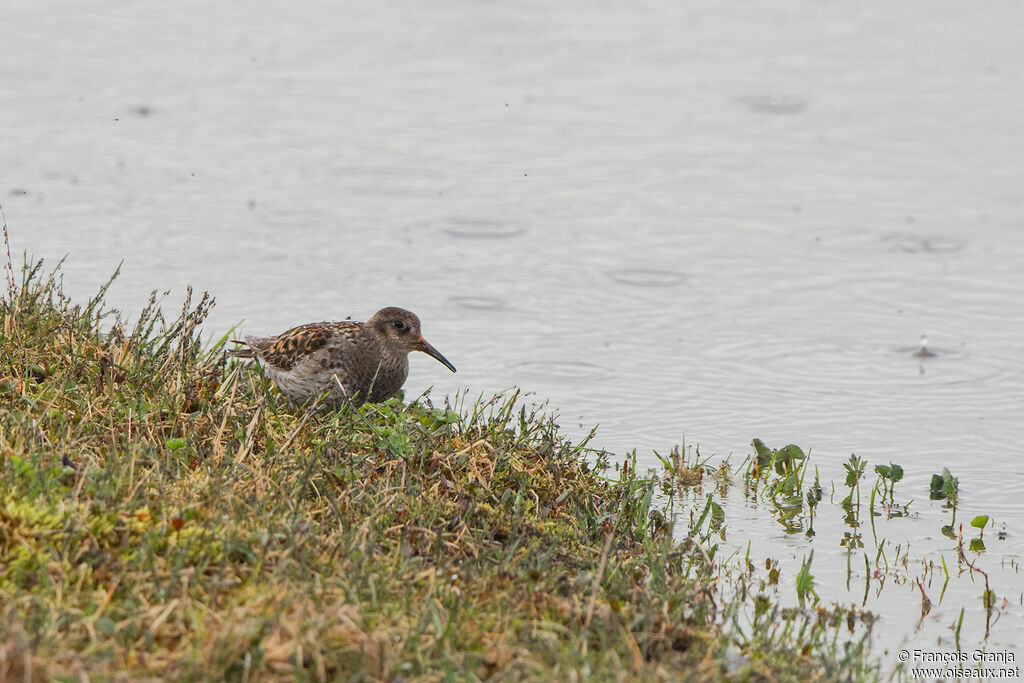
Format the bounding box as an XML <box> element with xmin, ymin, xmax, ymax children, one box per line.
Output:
<box><xmin>0</xmin><ymin>257</ymin><xmax>878</xmax><ymax>680</ymax></box>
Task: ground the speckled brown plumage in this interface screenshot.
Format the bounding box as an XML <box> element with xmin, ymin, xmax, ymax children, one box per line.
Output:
<box><xmin>228</xmin><ymin>307</ymin><xmax>456</xmax><ymax>407</ymax></box>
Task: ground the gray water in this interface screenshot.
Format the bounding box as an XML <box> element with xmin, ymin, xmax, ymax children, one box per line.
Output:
<box><xmin>3</xmin><ymin>0</ymin><xmax>1023</xmax><ymax>672</ymax></box>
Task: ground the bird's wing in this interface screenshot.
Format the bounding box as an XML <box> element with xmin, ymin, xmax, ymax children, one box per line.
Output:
<box><xmin>253</xmin><ymin>321</ymin><xmax>361</xmax><ymax>371</ymax></box>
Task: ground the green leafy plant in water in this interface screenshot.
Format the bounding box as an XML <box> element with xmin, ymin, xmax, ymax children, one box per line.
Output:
<box><xmin>691</xmin><ymin>494</ymin><xmax>727</xmax><ymax>543</ymax></box>
<box><xmin>709</xmin><ymin>500</ymin><xmax>726</xmax><ymax>534</ymax></box>
<box><xmin>871</xmin><ymin>462</ymin><xmax>911</xmax><ymax>522</ymax></box>
<box><xmin>805</xmin><ymin>468</ymin><xmax>822</xmax><ymax>538</ymax></box>
<box><xmin>752</xmin><ymin>438</ymin><xmax>773</xmax><ymax>469</ymax></box>
<box><xmin>929</xmin><ymin>468</ymin><xmax>959</xmax><ymax>503</ymax></box>
<box><xmin>654</xmin><ymin>442</ymin><xmax>708</xmax><ymax>491</ymax></box>
<box><xmin>930</xmin><ymin>467</ymin><xmax>960</xmax><ymax>535</ymax></box>
<box><xmin>874</xmin><ymin>462</ymin><xmax>904</xmax><ymax>500</ymax></box>
<box><xmin>751</xmin><ymin>439</ymin><xmax>807</xmax><ymax>478</ymax></box>
<box><xmin>969</xmin><ymin>515</ymin><xmax>990</xmax><ymax>552</ymax></box>
<box><xmin>747</xmin><ymin>439</ymin><xmax>810</xmax><ymax>534</ymax></box>
<box><xmin>842</xmin><ymin>454</ymin><xmax>867</xmax><ymax>507</ymax></box>
<box><xmin>795</xmin><ymin>550</ymin><xmax>819</xmax><ymax>608</ymax></box>
<box><xmin>840</xmin><ymin>454</ymin><xmax>866</xmax><ymax>549</ymax></box>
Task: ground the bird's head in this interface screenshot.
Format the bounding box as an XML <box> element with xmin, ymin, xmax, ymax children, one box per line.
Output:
<box><xmin>368</xmin><ymin>307</ymin><xmax>456</xmax><ymax>373</ymax></box>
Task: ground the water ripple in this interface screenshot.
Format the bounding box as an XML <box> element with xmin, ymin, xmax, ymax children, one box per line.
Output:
<box><xmin>736</xmin><ymin>93</ymin><xmax>808</xmax><ymax>115</ymax></box>
<box><xmin>701</xmin><ymin>337</ymin><xmax>1008</xmax><ymax>392</ymax></box>
<box><xmin>441</xmin><ymin>218</ymin><xmax>526</xmax><ymax>239</ymax></box>
<box><xmin>513</xmin><ymin>360</ymin><xmax>612</xmax><ymax>382</ymax></box>
<box><xmin>322</xmin><ymin>166</ymin><xmax>458</xmax><ymax>196</ymax></box>
<box><xmin>446</xmin><ymin>295</ymin><xmax>507</xmax><ymax>311</ymax></box>
<box><xmin>606</xmin><ymin>268</ymin><xmax>685</xmax><ymax>287</ymax></box>
<box><xmin>881</xmin><ymin>233</ymin><xmax>967</xmax><ymax>254</ymax></box>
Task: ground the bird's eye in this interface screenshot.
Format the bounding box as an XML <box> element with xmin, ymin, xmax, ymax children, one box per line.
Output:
<box><xmin>393</xmin><ymin>320</ymin><xmax>406</xmax><ymax>331</ymax></box>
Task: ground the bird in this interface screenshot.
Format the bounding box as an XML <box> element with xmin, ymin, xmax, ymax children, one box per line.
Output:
<box><xmin>227</xmin><ymin>307</ymin><xmax>456</xmax><ymax>407</ymax></box>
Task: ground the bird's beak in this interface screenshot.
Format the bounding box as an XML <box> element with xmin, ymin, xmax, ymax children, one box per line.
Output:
<box><xmin>417</xmin><ymin>336</ymin><xmax>457</xmax><ymax>373</ymax></box>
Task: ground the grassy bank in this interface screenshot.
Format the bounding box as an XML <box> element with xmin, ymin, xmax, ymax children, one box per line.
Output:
<box><xmin>0</xmin><ymin>259</ymin><xmax>876</xmax><ymax>680</ymax></box>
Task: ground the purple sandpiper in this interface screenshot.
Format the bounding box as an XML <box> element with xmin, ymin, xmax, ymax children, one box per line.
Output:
<box><xmin>228</xmin><ymin>307</ymin><xmax>456</xmax><ymax>407</ymax></box>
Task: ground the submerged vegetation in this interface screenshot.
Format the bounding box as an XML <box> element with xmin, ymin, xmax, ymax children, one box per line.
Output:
<box><xmin>0</xmin><ymin>253</ymin><xmax>1011</xmax><ymax>680</ymax></box>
